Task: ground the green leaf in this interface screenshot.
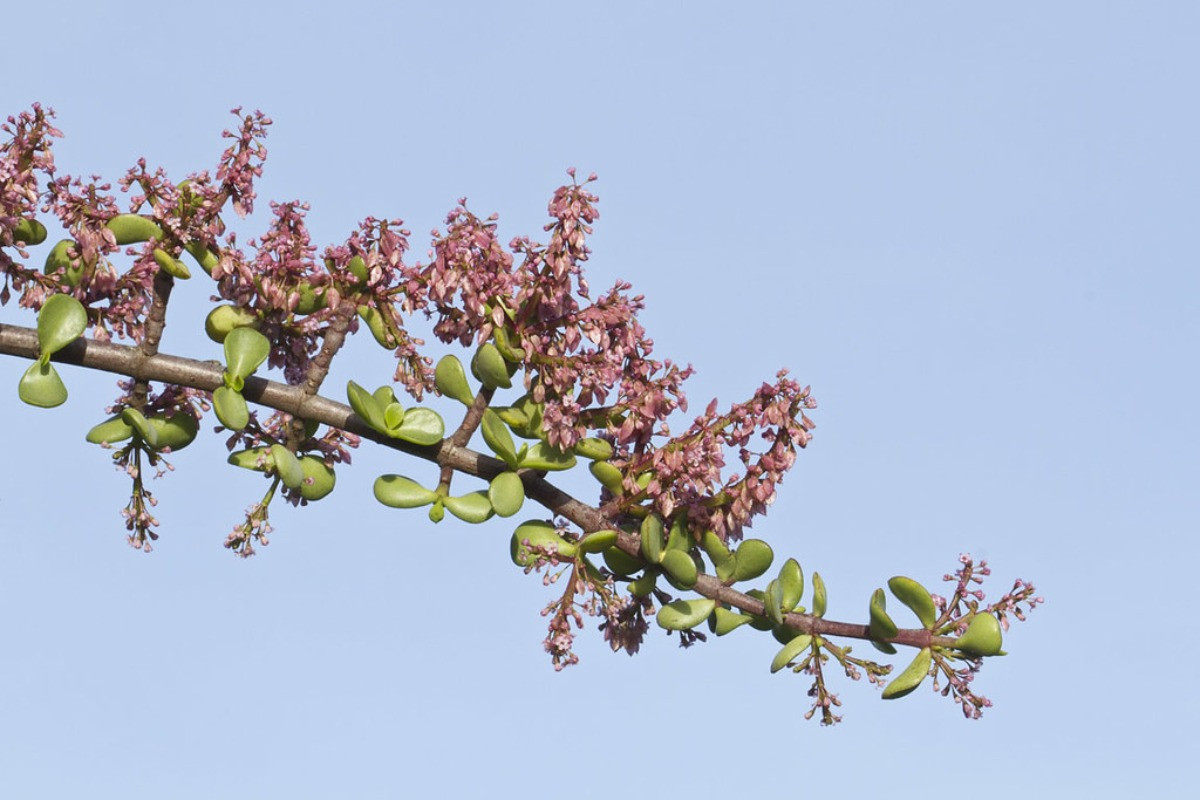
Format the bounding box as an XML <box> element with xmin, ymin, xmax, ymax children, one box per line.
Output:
<box><xmin>660</xmin><ymin>548</ymin><xmax>698</xmax><ymax>589</ymax></box>
<box><xmin>120</xmin><ymin>407</ymin><xmax>158</xmax><ymax>449</ymax></box>
<box><xmin>358</xmin><ymin>304</ymin><xmax>395</xmax><ymax>348</ymax></box>
<box><xmin>443</xmin><ymin>491</ymin><xmax>494</xmax><ymax>523</ymax></box>
<box><xmin>390</xmin><ymin>407</ymin><xmax>444</xmax><ymax>446</ymax></box>
<box><xmin>204</xmin><ymin>305</ymin><xmax>258</xmax><ymax>344</ymax></box>
<box><xmin>346</xmin><ymin>380</ymin><xmax>385</xmax><ymax>431</ymax></box>
<box><xmin>628</xmin><ymin>571</ymin><xmax>658</xmax><ymax>597</ymax></box>
<box><xmin>86</xmin><ymin>415</ymin><xmax>135</xmax><ymax>445</ymax></box>
<box><xmin>373</xmin><ymin>385</ymin><xmax>398</xmax><ymax>408</ymax></box>
<box><xmin>656</xmin><ymin>598</ymin><xmax>717</xmax><ymax>631</ymax></box>
<box><xmin>470</xmin><ymin>341</ymin><xmax>511</xmax><ymax>389</ymax></box>
<box><xmin>518</xmin><ymin>442</ymin><xmax>576</xmax><ymax>471</ymax></box>
<box><xmin>869</xmin><ymin>588</ymin><xmax>899</xmax><ymax>641</ymax></box>
<box><xmin>882</xmin><ymin>647</ymin><xmax>933</xmax><ymax>699</ymax></box>
<box><xmin>702</xmin><ymin>530</ymin><xmax>737</xmax><ymax>582</ymax></box>
<box><xmin>954</xmin><ymin>613</ymin><xmax>1004</xmax><ymax>657</ymax></box>
<box><xmin>732</xmin><ymin>539</ymin><xmax>774</xmax><ymax>583</ymax></box>
<box><xmin>37</xmin><ymin>293</ymin><xmax>87</xmax><ymax>359</ymax></box>
<box><xmin>887</xmin><ymin>575</ymin><xmax>938</xmax><ymax>630</ymax></box>
<box><xmin>11</xmin><ymin>217</ymin><xmax>47</xmax><ymax>245</ymax></box>
<box><xmin>153</xmin><ymin>247</ymin><xmax>190</xmax><ymax>279</ymax></box>
<box><xmin>510</xmin><ymin>519</ymin><xmax>576</xmax><ymax>566</ymax></box>
<box><xmin>18</xmin><ymin>361</ymin><xmax>67</xmax><ymax>408</ymax></box>
<box><xmin>487</xmin><ymin>471</ymin><xmax>525</xmax><ymax>517</ymax></box>
<box><xmin>602</xmin><ymin>546</ymin><xmax>642</xmax><ymax>576</ymax></box>
<box><xmin>589</xmin><ymin>461</ymin><xmax>624</xmax><ymax>494</ymax></box>
<box><xmin>212</xmin><ymin>385</ymin><xmax>249</xmax><ymax>430</ymax></box>
<box><xmin>640</xmin><ymin>514</ymin><xmax>665</xmax><ymax>564</ymax></box>
<box><xmin>778</xmin><ymin>558</ymin><xmax>804</xmax><ymax>613</ymax></box>
<box><xmin>577</xmin><ymin>529</ymin><xmax>619</xmax><ymax>555</ymax></box>
<box><xmin>147</xmin><ymin>412</ymin><xmax>199</xmax><ymax>452</ymax></box>
<box><xmin>382</xmin><ymin>402</ymin><xmax>406</xmax><ymax>432</ymax></box>
<box><xmin>573</xmin><ymin>437</ymin><xmax>614</xmax><ymax>461</ymax></box>
<box><xmin>270</xmin><ymin>444</ymin><xmax>305</xmax><ymax>490</ymax></box>
<box><xmin>763</xmin><ymin>579</ymin><xmax>784</xmax><ymax>626</ymax></box>
<box><xmin>434</xmin><ymin>354</ymin><xmax>475</xmax><ymax>405</ymax></box>
<box><xmin>298</xmin><ymin>456</ymin><xmax>336</xmax><ymax>501</ymax></box>
<box><xmin>709</xmin><ymin>607</ymin><xmax>754</xmax><ymax>636</ymax></box>
<box><xmin>666</xmin><ymin>516</ymin><xmax>690</xmax><ymax>552</ymax></box>
<box><xmin>227</xmin><ymin>447</ymin><xmax>271</xmax><ymax>471</ymax></box>
<box><xmin>811</xmin><ymin>571</ymin><xmax>827</xmax><ymax>618</ymax></box>
<box><xmin>770</xmin><ymin>634</ymin><xmax>814</xmax><ymax>673</ymax></box>
<box><xmin>481</xmin><ymin>408</ymin><xmax>518</xmax><ymax>467</ymax></box>
<box><xmin>223</xmin><ymin>326</ymin><xmax>270</xmax><ymax>380</ymax></box>
<box><xmin>373</xmin><ymin>474</ymin><xmax>438</xmax><ymax>508</ymax></box>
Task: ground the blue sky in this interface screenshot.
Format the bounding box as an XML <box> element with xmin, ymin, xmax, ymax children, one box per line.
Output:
<box><xmin>2</xmin><ymin>2</ymin><xmax>1196</xmax><ymax>797</ymax></box>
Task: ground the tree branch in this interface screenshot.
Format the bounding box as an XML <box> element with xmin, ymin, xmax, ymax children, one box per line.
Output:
<box><xmin>0</xmin><ymin>321</ymin><xmax>947</xmax><ymax>649</ymax></box>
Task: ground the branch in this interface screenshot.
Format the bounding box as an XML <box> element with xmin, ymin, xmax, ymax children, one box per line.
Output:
<box><xmin>0</xmin><ymin>320</ymin><xmax>945</xmax><ymax>649</ymax></box>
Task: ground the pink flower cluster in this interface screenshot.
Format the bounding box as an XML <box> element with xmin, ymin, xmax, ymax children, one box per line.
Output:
<box><xmin>615</xmin><ymin>371</ymin><xmax>817</xmax><ymax>542</ymax></box>
<box><xmin>216</xmin><ymin>108</ymin><xmax>270</xmax><ymax>219</ymax></box>
<box><xmin>0</xmin><ymin>104</ymin><xmax>60</xmax><ymax>279</ymax></box>
<box><xmin>422</xmin><ymin>202</ymin><xmax>514</xmax><ymax>346</ymax></box>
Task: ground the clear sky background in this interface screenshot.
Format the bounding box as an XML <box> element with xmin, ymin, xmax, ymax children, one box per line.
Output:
<box><xmin>2</xmin><ymin>2</ymin><xmax>1196</xmax><ymax>797</ymax></box>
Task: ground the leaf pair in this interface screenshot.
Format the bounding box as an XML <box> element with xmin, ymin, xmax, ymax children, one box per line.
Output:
<box><xmin>228</xmin><ymin>445</ymin><xmax>336</xmax><ymax>501</ymax></box>
<box><xmin>373</xmin><ymin>471</ymin><xmax>519</xmax><ymax>524</ymax></box>
<box><xmin>347</xmin><ymin>381</ymin><xmax>445</xmax><ymax>446</ymax></box>
<box><xmin>700</xmin><ymin>529</ymin><xmax>774</xmax><ymax>585</ymax></box>
<box><xmin>213</xmin><ymin>327</ymin><xmax>270</xmax><ymax>430</ymax></box>
<box><xmin>19</xmin><ymin>294</ymin><xmax>87</xmax><ymax>408</ymax></box>
<box><xmin>480</xmin><ymin>408</ymin><xmax>575</xmax><ymax>472</ymax></box>
<box><xmin>86</xmin><ymin>408</ymin><xmax>199</xmax><ymax>452</ymax></box>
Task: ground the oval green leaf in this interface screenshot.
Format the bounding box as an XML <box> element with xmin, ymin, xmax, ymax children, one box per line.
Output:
<box><xmin>298</xmin><ymin>456</ymin><xmax>336</xmax><ymax>501</ymax></box>
<box><xmin>577</xmin><ymin>529</ymin><xmax>619</xmax><ymax>555</ymax></box>
<box><xmin>954</xmin><ymin>613</ymin><xmax>1004</xmax><ymax>657</ymax></box>
<box><xmin>640</xmin><ymin>514</ymin><xmax>665</xmax><ymax>564</ymax></box>
<box><xmin>18</xmin><ymin>361</ymin><xmax>67</xmax><ymax>408</ymax></box>
<box><xmin>481</xmin><ymin>408</ymin><xmax>518</xmax><ymax>467</ymax></box>
<box><xmin>270</xmin><ymin>444</ymin><xmax>305</xmax><ymax>490</ymax></box>
<box><xmin>888</xmin><ymin>575</ymin><xmax>939</xmax><ymax>630</ymax></box>
<box><xmin>434</xmin><ymin>354</ymin><xmax>475</xmax><ymax>405</ymax></box>
<box><xmin>223</xmin><ymin>326</ymin><xmax>270</xmax><ymax>380</ymax></box>
<box><xmin>120</xmin><ymin>407</ymin><xmax>159</xmax><ymax>449</ymax></box>
<box><xmin>383</xmin><ymin>402</ymin><xmax>406</xmax><ymax>433</ymax></box>
<box><xmin>732</xmin><ymin>539</ymin><xmax>774</xmax><ymax>583</ymax></box>
<box><xmin>510</xmin><ymin>519</ymin><xmax>576</xmax><ymax>566</ymax></box>
<box><xmin>227</xmin><ymin>447</ymin><xmax>271</xmax><ymax>471</ymax></box>
<box><xmin>882</xmin><ymin>647</ymin><xmax>933</xmax><ymax>699</ymax></box>
<box><xmin>86</xmin><ymin>415</ymin><xmax>135</xmax><ymax>445</ymax></box>
<box><xmin>373</xmin><ymin>474</ymin><xmax>438</xmax><ymax>508</ymax></box>
<box><xmin>390</xmin><ymin>407</ymin><xmax>445</xmax><ymax>446</ymax></box>
<box><xmin>811</xmin><ymin>571</ymin><xmax>827</xmax><ymax>618</ymax></box>
<box><xmin>602</xmin><ymin>546</ymin><xmax>642</xmax><ymax>576</ymax></box>
<box><xmin>37</xmin><ymin>293</ymin><xmax>87</xmax><ymax>358</ymax></box>
<box><xmin>212</xmin><ymin>385</ymin><xmax>249</xmax><ymax>430</ymax></box>
<box><xmin>778</xmin><ymin>558</ymin><xmax>804</xmax><ymax>613</ymax></box>
<box><xmin>518</xmin><ymin>442</ymin><xmax>576</xmax><ymax>472</ymax></box>
<box><xmin>470</xmin><ymin>341</ymin><xmax>511</xmax><ymax>389</ymax></box>
<box><xmin>661</xmin><ymin>548</ymin><xmax>698</xmax><ymax>589</ymax></box>
<box><xmin>443</xmin><ymin>491</ymin><xmax>495</xmax><ymax>524</ymax></box>
<box><xmin>147</xmin><ymin>412</ymin><xmax>199</xmax><ymax>452</ymax></box>
<box><xmin>346</xmin><ymin>380</ymin><xmax>385</xmax><ymax>431</ymax></box>
<box><xmin>869</xmin><ymin>587</ymin><xmax>899</xmax><ymax>641</ymax></box>
<box><xmin>656</xmin><ymin>598</ymin><xmax>717</xmax><ymax>631</ymax></box>
<box><xmin>709</xmin><ymin>607</ymin><xmax>755</xmax><ymax>636</ymax></box>
<box><xmin>573</xmin><ymin>437</ymin><xmax>614</xmax><ymax>461</ymax></box>
<box><xmin>488</xmin><ymin>470</ymin><xmax>525</xmax><ymax>517</ymax></box>
<box><xmin>770</xmin><ymin>634</ymin><xmax>814</xmax><ymax>673</ymax></box>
